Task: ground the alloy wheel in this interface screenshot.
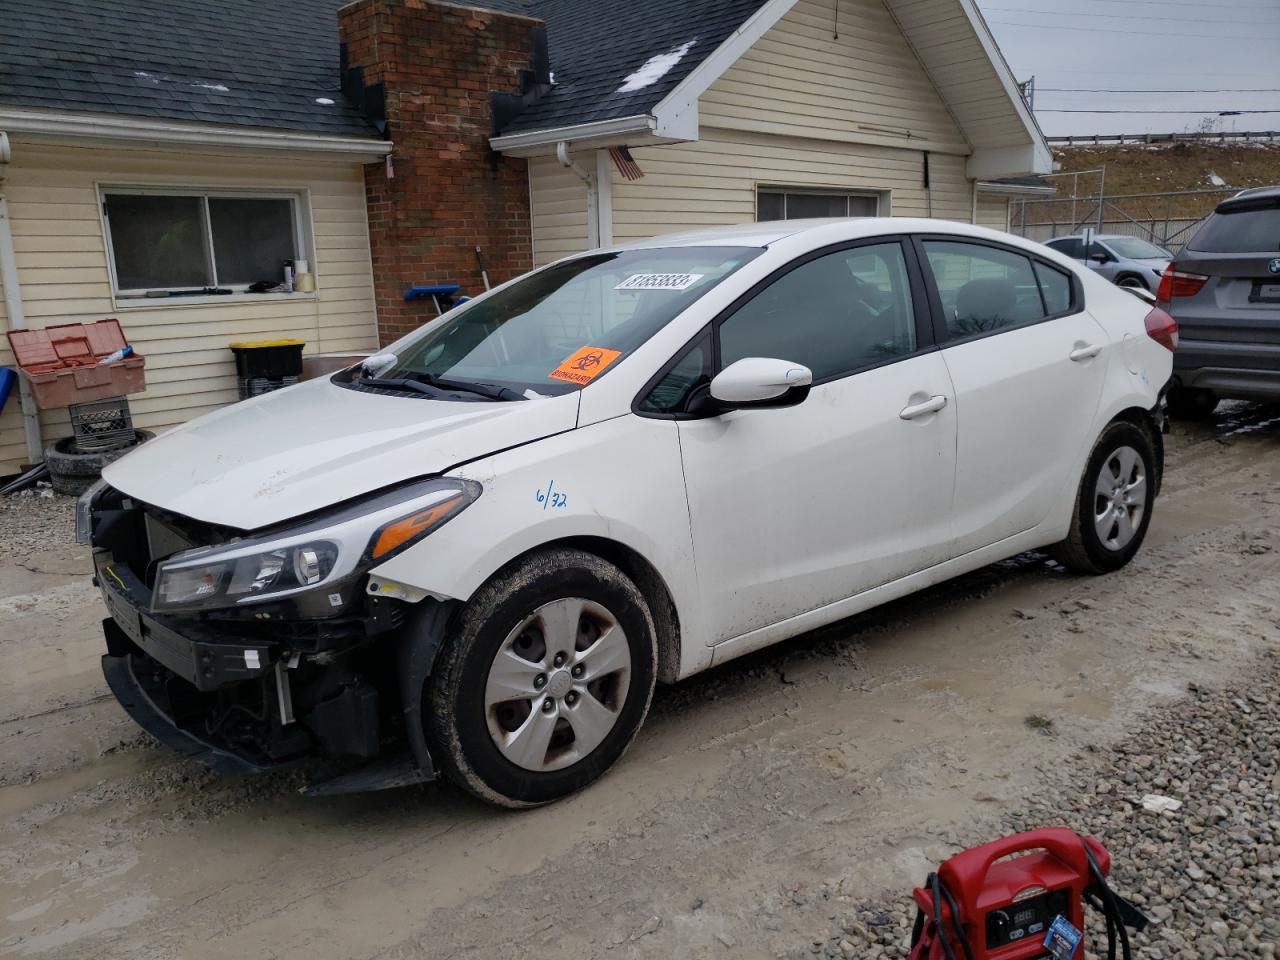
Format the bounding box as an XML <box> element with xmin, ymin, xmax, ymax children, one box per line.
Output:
<box><xmin>1093</xmin><ymin>444</ymin><xmax>1146</xmax><ymax>551</ymax></box>
<box><xmin>484</xmin><ymin>597</ymin><xmax>632</xmax><ymax>772</ymax></box>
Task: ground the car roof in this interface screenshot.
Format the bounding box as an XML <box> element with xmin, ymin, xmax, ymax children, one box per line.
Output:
<box><xmin>609</xmin><ymin>217</ymin><xmax>1037</xmax><ymax>252</ymax></box>
<box><xmin>1047</xmin><ymin>234</ymin><xmax>1156</xmax><ymax>244</ymax></box>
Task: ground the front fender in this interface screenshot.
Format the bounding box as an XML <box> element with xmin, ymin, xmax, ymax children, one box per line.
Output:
<box><xmin>367</xmin><ymin>415</ymin><xmax>706</xmax><ymax>665</ymax></box>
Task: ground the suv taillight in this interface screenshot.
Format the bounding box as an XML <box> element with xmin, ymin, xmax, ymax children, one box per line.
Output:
<box><xmin>1145</xmin><ymin>306</ymin><xmax>1178</xmax><ymax>352</ymax></box>
<box><xmin>1155</xmin><ymin>264</ymin><xmax>1208</xmax><ymax>306</ymax></box>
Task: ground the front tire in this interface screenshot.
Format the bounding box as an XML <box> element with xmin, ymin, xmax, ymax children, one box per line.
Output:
<box><xmin>1051</xmin><ymin>421</ymin><xmax>1156</xmax><ymax>574</ymax></box>
<box><xmin>426</xmin><ymin>548</ymin><xmax>657</xmax><ymax>807</ymax></box>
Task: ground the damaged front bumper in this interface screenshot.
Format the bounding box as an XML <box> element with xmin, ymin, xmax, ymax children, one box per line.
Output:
<box><xmin>94</xmin><ymin>546</ymin><xmax>440</xmax><ymax>795</ymax></box>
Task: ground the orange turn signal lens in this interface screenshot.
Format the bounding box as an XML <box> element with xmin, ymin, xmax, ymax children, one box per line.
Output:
<box><xmin>370</xmin><ymin>494</ymin><xmax>465</xmax><ymax>559</ymax></box>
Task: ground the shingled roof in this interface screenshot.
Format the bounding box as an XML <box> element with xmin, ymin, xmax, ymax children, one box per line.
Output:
<box><xmin>0</xmin><ymin>0</ymin><xmax>772</xmax><ymax>141</ymax></box>
<box><xmin>498</xmin><ymin>0</ymin><xmax>772</xmax><ymax>135</ymax></box>
<box><xmin>0</xmin><ymin>0</ymin><xmax>377</xmax><ymax>138</ymax></box>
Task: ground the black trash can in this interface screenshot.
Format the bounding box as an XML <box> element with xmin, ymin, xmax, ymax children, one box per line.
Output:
<box><xmin>230</xmin><ymin>339</ymin><xmax>305</xmax><ymax>399</ymax></box>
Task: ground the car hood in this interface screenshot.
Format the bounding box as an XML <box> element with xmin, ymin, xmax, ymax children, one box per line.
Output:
<box><xmin>103</xmin><ymin>377</ymin><xmax>580</xmax><ymax>530</ymax></box>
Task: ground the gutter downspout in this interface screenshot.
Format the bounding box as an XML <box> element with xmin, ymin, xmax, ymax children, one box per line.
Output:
<box><xmin>556</xmin><ymin>141</ymin><xmax>599</xmax><ymax>249</ymax></box>
<box><xmin>0</xmin><ymin>131</ymin><xmax>43</xmax><ymax>465</ymax></box>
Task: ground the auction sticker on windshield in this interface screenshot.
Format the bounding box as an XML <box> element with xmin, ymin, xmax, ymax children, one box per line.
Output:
<box><xmin>548</xmin><ymin>346</ymin><xmax>624</xmax><ymax>385</ymax></box>
<box><xmin>615</xmin><ymin>273</ymin><xmax>704</xmax><ymax>291</ymax></box>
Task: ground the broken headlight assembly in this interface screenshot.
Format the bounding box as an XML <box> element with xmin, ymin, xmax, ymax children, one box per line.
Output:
<box><xmin>151</xmin><ymin>477</ymin><xmax>480</xmax><ymax>614</ymax></box>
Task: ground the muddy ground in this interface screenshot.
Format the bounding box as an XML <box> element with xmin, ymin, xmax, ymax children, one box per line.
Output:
<box><xmin>1</xmin><ymin>404</ymin><xmax>1278</xmax><ymax>959</ymax></box>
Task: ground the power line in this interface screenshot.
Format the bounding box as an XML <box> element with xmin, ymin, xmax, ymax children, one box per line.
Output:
<box><xmin>981</xmin><ymin>0</ymin><xmax>1278</xmax><ymax>9</ymax></box>
<box><xmin>1038</xmin><ymin>108</ymin><xmax>1280</xmax><ymax>114</ymax></box>
<box><xmin>985</xmin><ymin>5</ymin><xmax>1268</xmax><ymax>24</ymax></box>
<box><xmin>1037</xmin><ymin>87</ymin><xmax>1280</xmax><ymax>94</ymax></box>
<box><xmin>987</xmin><ymin>18</ymin><xmax>1280</xmax><ymax>40</ymax></box>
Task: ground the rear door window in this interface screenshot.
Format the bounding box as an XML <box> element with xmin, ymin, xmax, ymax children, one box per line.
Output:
<box><xmin>923</xmin><ymin>241</ymin><xmax>1048</xmax><ymax>338</ymax></box>
<box><xmin>1047</xmin><ymin>238</ymin><xmax>1083</xmax><ymax>259</ymax></box>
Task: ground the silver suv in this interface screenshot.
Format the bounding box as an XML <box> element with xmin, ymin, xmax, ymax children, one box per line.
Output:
<box><xmin>1044</xmin><ymin>234</ymin><xmax>1172</xmax><ymax>292</ymax></box>
<box><xmin>1162</xmin><ymin>186</ymin><xmax>1280</xmax><ymax>418</ymax></box>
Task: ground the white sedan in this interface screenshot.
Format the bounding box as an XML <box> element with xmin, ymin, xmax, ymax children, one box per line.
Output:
<box><xmin>87</xmin><ymin>218</ymin><xmax>1176</xmax><ymax>806</ymax></box>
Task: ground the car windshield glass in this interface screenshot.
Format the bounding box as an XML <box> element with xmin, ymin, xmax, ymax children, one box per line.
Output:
<box><xmin>366</xmin><ymin>247</ymin><xmax>760</xmax><ymax>397</ymax></box>
<box><xmin>1105</xmin><ymin>237</ymin><xmax>1170</xmax><ymax>259</ymax></box>
<box><xmin>1189</xmin><ymin>203</ymin><xmax>1280</xmax><ymax>253</ymax></box>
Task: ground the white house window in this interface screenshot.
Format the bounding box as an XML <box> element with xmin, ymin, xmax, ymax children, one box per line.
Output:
<box><xmin>101</xmin><ymin>188</ymin><xmax>307</xmax><ymax>298</ymax></box>
<box><xmin>757</xmin><ymin>188</ymin><xmax>881</xmax><ymax>221</ymax></box>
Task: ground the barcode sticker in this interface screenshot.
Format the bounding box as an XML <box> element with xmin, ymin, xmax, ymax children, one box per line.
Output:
<box><xmin>615</xmin><ymin>273</ymin><xmax>705</xmax><ymax>291</ymax></box>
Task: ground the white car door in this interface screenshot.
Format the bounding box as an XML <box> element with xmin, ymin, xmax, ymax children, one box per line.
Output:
<box><xmin>637</xmin><ymin>239</ymin><xmax>958</xmax><ymax>646</ymax></box>
<box><xmin>916</xmin><ymin>237</ymin><xmax>1110</xmax><ymax>557</ymax></box>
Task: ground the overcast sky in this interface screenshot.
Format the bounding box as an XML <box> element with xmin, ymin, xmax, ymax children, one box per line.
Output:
<box><xmin>973</xmin><ymin>0</ymin><xmax>1280</xmax><ymax>138</ymax></box>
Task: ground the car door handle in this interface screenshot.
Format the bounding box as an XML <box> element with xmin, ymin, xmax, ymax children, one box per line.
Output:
<box><xmin>899</xmin><ymin>395</ymin><xmax>948</xmax><ymax>420</ymax></box>
<box><xmin>1069</xmin><ymin>343</ymin><xmax>1103</xmax><ymax>362</ymax></box>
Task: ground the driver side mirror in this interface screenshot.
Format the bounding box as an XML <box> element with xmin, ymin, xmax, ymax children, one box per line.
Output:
<box><xmin>1088</xmin><ymin>251</ymin><xmax>1111</xmax><ymax>264</ymax></box>
<box><xmin>708</xmin><ymin>357</ymin><xmax>813</xmax><ymax>411</ymax></box>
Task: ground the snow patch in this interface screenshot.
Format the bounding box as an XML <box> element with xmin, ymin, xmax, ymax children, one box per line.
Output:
<box><xmin>194</xmin><ymin>82</ymin><xmax>230</xmax><ymax>92</ymax></box>
<box><xmin>615</xmin><ymin>40</ymin><xmax>696</xmax><ymax>94</ymax></box>
<box><xmin>315</xmin><ymin>97</ymin><xmax>336</xmax><ymax>105</ymax></box>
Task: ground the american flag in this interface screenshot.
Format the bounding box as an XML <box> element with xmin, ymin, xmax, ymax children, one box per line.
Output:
<box><xmin>609</xmin><ymin>145</ymin><xmax>644</xmax><ymax>181</ymax></box>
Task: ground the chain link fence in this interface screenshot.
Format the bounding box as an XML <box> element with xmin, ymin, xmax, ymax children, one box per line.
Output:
<box><xmin>1009</xmin><ymin>186</ymin><xmax>1240</xmax><ymax>254</ymax></box>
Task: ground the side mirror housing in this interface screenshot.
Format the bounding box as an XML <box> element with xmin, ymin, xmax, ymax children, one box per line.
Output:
<box><xmin>1089</xmin><ymin>252</ymin><xmax>1110</xmax><ymax>264</ymax></box>
<box><xmin>709</xmin><ymin>357</ymin><xmax>813</xmax><ymax>410</ymax></box>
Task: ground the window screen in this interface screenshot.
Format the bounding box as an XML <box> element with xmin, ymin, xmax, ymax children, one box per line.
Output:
<box><xmin>104</xmin><ymin>191</ymin><xmax>300</xmax><ymax>295</ymax></box>
<box><xmin>105</xmin><ymin>195</ymin><xmax>210</xmax><ymax>291</ymax></box>
<box><xmin>208</xmin><ymin>198</ymin><xmax>297</xmax><ymax>285</ymax></box>
<box><xmin>757</xmin><ymin>189</ymin><xmax>880</xmax><ymax>221</ymax></box>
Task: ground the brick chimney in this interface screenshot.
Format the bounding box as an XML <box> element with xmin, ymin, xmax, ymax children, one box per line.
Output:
<box><xmin>338</xmin><ymin>0</ymin><xmax>543</xmax><ymax>344</ymax></box>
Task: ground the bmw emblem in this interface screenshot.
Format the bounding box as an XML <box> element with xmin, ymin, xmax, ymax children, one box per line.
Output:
<box><xmin>1270</xmin><ymin>258</ymin><xmax>1280</xmax><ymax>275</ymax></box>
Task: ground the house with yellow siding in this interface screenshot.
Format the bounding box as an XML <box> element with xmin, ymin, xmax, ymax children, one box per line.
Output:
<box><xmin>1</xmin><ymin>0</ymin><xmax>1050</xmax><ymax>478</ymax></box>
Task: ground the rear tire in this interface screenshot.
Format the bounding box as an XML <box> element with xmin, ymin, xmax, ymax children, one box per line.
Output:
<box><xmin>1166</xmin><ymin>386</ymin><xmax>1219</xmax><ymax>420</ymax></box>
<box><xmin>1050</xmin><ymin>420</ymin><xmax>1156</xmax><ymax>575</ymax></box>
<box><xmin>1116</xmin><ymin>274</ymin><xmax>1147</xmax><ymax>290</ymax></box>
<box><xmin>426</xmin><ymin>548</ymin><xmax>657</xmax><ymax>807</ymax></box>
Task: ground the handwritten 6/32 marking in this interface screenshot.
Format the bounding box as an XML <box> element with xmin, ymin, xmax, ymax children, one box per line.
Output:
<box><xmin>536</xmin><ymin>481</ymin><xmax>568</xmax><ymax>510</ymax></box>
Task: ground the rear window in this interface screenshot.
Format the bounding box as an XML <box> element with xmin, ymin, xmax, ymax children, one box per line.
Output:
<box><xmin>1189</xmin><ymin>201</ymin><xmax>1280</xmax><ymax>253</ymax></box>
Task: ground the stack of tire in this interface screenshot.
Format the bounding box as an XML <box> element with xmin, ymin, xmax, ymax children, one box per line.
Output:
<box><xmin>45</xmin><ymin>430</ymin><xmax>153</xmax><ymax>496</ymax></box>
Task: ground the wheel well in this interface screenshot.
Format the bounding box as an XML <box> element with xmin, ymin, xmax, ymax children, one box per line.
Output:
<box><xmin>1110</xmin><ymin>405</ymin><xmax>1164</xmax><ymax>496</ymax></box>
<box><xmin>495</xmin><ymin>537</ymin><xmax>683</xmax><ymax>684</ymax></box>
<box><xmin>1114</xmin><ymin>272</ymin><xmax>1148</xmax><ymax>288</ymax></box>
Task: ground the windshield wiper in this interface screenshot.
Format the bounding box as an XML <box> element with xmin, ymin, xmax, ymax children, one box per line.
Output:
<box><xmin>356</xmin><ymin>376</ymin><xmax>446</xmax><ymax>396</ymax></box>
<box><xmin>356</xmin><ymin>374</ymin><xmax>525</xmax><ymax>402</ymax></box>
<box><xmin>417</xmin><ymin>374</ymin><xmax>527</xmax><ymax>402</ymax></box>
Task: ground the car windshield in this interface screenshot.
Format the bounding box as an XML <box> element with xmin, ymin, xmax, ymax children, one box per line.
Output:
<box><xmin>363</xmin><ymin>246</ymin><xmax>760</xmax><ymax>398</ymax></box>
<box><xmin>1105</xmin><ymin>237</ymin><xmax>1170</xmax><ymax>260</ymax></box>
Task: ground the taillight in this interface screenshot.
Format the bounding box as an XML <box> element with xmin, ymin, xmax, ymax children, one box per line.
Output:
<box><xmin>1145</xmin><ymin>306</ymin><xmax>1178</xmax><ymax>352</ymax></box>
<box><xmin>1155</xmin><ymin>264</ymin><xmax>1208</xmax><ymax>305</ymax></box>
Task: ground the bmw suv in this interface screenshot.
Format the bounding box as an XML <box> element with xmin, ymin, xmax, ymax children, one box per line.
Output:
<box><xmin>1161</xmin><ymin>186</ymin><xmax>1280</xmax><ymax>418</ymax></box>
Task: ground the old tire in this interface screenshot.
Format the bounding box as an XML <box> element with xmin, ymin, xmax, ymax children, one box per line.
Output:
<box><xmin>1166</xmin><ymin>386</ymin><xmax>1219</xmax><ymax>420</ymax></box>
<box><xmin>426</xmin><ymin>548</ymin><xmax>657</xmax><ymax>808</ymax></box>
<box><xmin>45</xmin><ymin>430</ymin><xmax>155</xmax><ymax>495</ymax></box>
<box><xmin>1050</xmin><ymin>420</ymin><xmax>1156</xmax><ymax>575</ymax></box>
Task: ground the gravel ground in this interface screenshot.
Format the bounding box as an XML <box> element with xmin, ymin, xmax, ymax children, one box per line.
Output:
<box><xmin>0</xmin><ymin>483</ymin><xmax>75</xmax><ymax>556</ymax></box>
<box><xmin>795</xmin><ymin>652</ymin><xmax>1280</xmax><ymax>960</ymax></box>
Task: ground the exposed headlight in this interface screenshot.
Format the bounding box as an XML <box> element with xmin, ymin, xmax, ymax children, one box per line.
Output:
<box><xmin>152</xmin><ymin>478</ymin><xmax>479</xmax><ymax>613</ymax></box>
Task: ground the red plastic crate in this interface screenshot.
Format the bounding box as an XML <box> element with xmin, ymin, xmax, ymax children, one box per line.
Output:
<box><xmin>6</xmin><ymin>319</ymin><xmax>146</xmax><ymax>410</ymax></box>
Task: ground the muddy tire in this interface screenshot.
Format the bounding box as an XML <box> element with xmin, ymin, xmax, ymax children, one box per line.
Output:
<box><xmin>425</xmin><ymin>548</ymin><xmax>657</xmax><ymax>808</ymax></box>
<box><xmin>44</xmin><ymin>431</ymin><xmax>155</xmax><ymax>497</ymax></box>
<box><xmin>1050</xmin><ymin>420</ymin><xmax>1157</xmax><ymax>575</ymax></box>
<box><xmin>1166</xmin><ymin>386</ymin><xmax>1219</xmax><ymax>420</ymax></box>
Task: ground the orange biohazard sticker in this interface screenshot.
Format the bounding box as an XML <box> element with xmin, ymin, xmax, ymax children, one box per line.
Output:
<box><xmin>548</xmin><ymin>346</ymin><xmax>623</xmax><ymax>385</ymax></box>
